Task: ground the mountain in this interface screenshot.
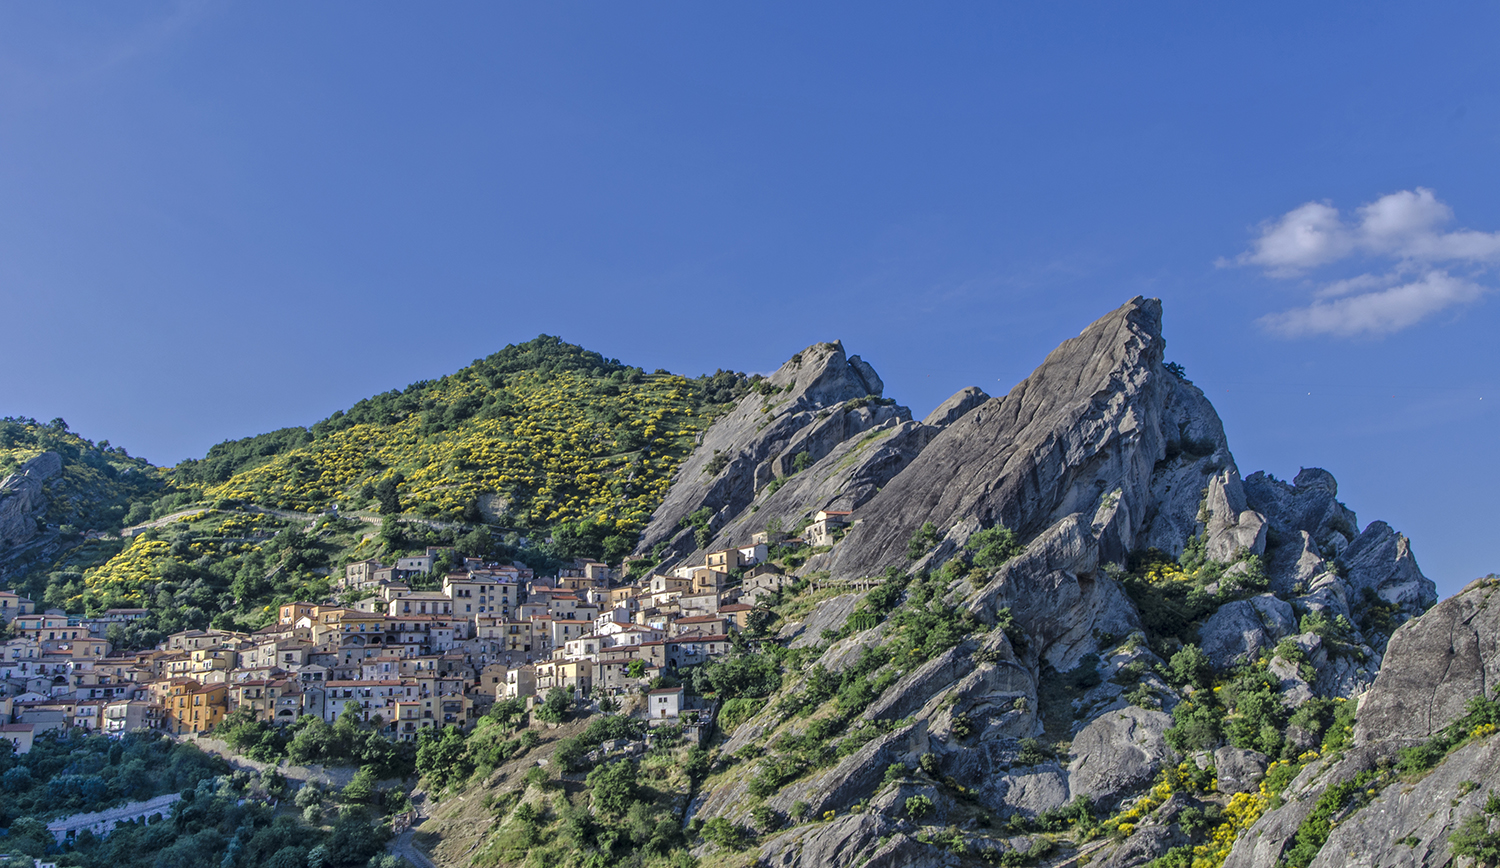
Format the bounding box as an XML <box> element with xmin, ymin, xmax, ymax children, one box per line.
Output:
<box><xmin>8</xmin><ymin>303</ymin><xmax>1493</xmax><ymax>868</ymax></box>
<box><xmin>585</xmin><ymin>297</ymin><xmax>1444</xmax><ymax>868</ymax></box>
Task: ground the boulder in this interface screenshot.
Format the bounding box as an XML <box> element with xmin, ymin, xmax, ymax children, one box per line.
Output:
<box><xmin>782</xmin><ymin>594</ymin><xmax>863</xmax><ymax>649</ymax></box>
<box><xmin>1096</xmin><ymin>824</ymin><xmax>1191</xmax><ymax>868</ymax></box>
<box><xmin>937</xmin><ymin>742</ymin><xmax>1070</xmax><ymax>817</ymax></box>
<box><xmin>766</xmin><ymin>724</ymin><xmax>926</xmax><ymax>820</ymax></box>
<box><xmin>1354</xmin><ymin>578</ymin><xmax>1500</xmax><ymax>747</ymax></box>
<box><xmin>1212</xmin><ymin>748</ymin><xmax>1269</xmax><ymax>795</ymax></box>
<box><xmin>1306</xmin><ymin>736</ymin><xmax>1500</xmax><ymax>868</ymax></box>
<box><xmin>816</xmin><ymin>624</ymin><xmax>888</xmax><ymax>674</ymax></box>
<box><xmin>863</xmin><ymin>644</ymin><xmax>974</xmax><ymax>722</ymax></box>
<box><xmin>847</xmin><ymin>354</ymin><xmax>884</xmax><ymax>397</ymax></box>
<box><xmin>1068</xmin><ymin>706</ymin><xmax>1177</xmax><ymax>808</ymax></box>
<box><xmin>756</xmin><ymin>812</ymin><xmax>896</xmax><ymax>868</ymax></box>
<box><xmin>862</xmin><ymin>833</ymin><xmax>956</xmax><ymax>868</ymax></box>
<box><xmin>1197</xmin><ymin>594</ymin><xmax>1297</xmax><ymax>669</ymax></box>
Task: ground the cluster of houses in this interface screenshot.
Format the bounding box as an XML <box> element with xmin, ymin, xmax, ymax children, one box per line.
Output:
<box><xmin>0</xmin><ymin>514</ymin><xmax>853</xmax><ymax>750</ymax></box>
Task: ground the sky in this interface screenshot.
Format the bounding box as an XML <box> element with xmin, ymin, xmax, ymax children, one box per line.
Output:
<box><xmin>1</xmin><ymin>3</ymin><xmax>1496</xmax><ymax>598</ymax></box>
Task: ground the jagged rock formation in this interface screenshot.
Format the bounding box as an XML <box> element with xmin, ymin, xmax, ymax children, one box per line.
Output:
<box><xmin>635</xmin><ymin>341</ymin><xmax>910</xmax><ymax>564</ymax></box>
<box><xmin>1222</xmin><ymin>578</ymin><xmax>1500</xmax><ymax>868</ymax></box>
<box><xmin>636</xmin><ymin>341</ymin><xmax>997</xmax><ymax>568</ymax></box>
<box><xmin>0</xmin><ymin>452</ymin><xmax>60</xmax><ymax>548</ymax></box>
<box><xmin>826</xmin><ymin>298</ymin><xmax>1218</xmax><ymax>578</ymax></box>
<box><xmin>644</xmin><ymin>298</ymin><xmax>1440</xmax><ymax>868</ymax></box>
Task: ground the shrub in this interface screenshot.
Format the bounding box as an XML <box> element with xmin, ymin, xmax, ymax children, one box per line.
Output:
<box><xmin>585</xmin><ymin>760</ymin><xmax>637</xmax><ymax>816</ymax></box>
<box><xmin>752</xmin><ymin>805</ymin><xmax>783</xmax><ymax>832</ymax></box>
<box><xmin>907</xmin><ymin>522</ymin><xmax>940</xmax><ymax>561</ymax></box>
<box><xmin>968</xmin><ymin>525</ymin><xmax>1024</xmax><ymax>573</ymax></box>
<box><xmin>535</xmin><ymin>687</ymin><xmax>571</xmax><ymax>724</ymax></box>
<box><xmin>701</xmin><ymin>817</ymin><xmax>749</xmax><ymax>850</ymax></box>
<box><xmin>905</xmin><ymin>794</ymin><xmax>935</xmax><ymax>819</ymax></box>
<box><xmin>1016</xmin><ymin>738</ymin><xmax>1052</xmax><ymax>766</ymax></box>
<box><xmin>1167</xmin><ymin>644</ymin><xmax>1212</xmax><ymax>690</ymax></box>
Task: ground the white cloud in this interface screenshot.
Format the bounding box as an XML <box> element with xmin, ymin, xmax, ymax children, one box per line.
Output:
<box><xmin>1258</xmin><ymin>270</ymin><xmax>1483</xmax><ymax>338</ymax></box>
<box><xmin>1232</xmin><ymin>201</ymin><xmax>1353</xmax><ymax>274</ymax></box>
<box><xmin>1229</xmin><ymin>188</ymin><xmax>1496</xmax><ymax>337</ymax></box>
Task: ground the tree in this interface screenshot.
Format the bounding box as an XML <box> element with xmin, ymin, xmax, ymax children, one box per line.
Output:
<box><xmin>535</xmin><ymin>687</ymin><xmax>571</xmax><ymax>724</ymax></box>
<box><xmin>340</xmin><ymin>766</ymin><xmax>376</xmax><ymax>803</ymax></box>
<box><xmin>969</xmin><ymin>525</ymin><xmax>1024</xmax><ymax>572</ymax></box>
<box><xmin>1451</xmin><ymin>793</ymin><xmax>1500</xmax><ymax>868</ymax></box>
<box><xmin>415</xmin><ymin>726</ymin><xmax>472</xmax><ymax>790</ymax></box>
<box><xmin>458</xmin><ymin>528</ymin><xmax>494</xmax><ymax>560</ymax></box>
<box><xmin>375</xmin><ymin>477</ymin><xmax>403</xmax><ymax>516</ymax></box>
<box><xmin>586</xmin><ymin>760</ymin><xmax>638</xmax><ymax>816</ymax></box>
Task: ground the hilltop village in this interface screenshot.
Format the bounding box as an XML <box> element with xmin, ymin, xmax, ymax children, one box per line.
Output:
<box><xmin>0</xmin><ymin>513</ymin><xmax>852</xmax><ymax>751</ymax></box>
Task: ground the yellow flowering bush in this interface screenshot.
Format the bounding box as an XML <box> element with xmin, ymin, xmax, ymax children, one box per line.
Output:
<box><xmin>201</xmin><ymin>369</ymin><xmax>719</xmax><ymax>535</ymax></box>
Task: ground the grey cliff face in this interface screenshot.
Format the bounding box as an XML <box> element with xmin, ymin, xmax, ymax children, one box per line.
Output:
<box><xmin>0</xmin><ymin>452</ymin><xmax>61</xmax><ymax>548</ymax></box>
<box><xmin>654</xmin><ymin>300</ymin><xmax>1441</xmax><ymax>868</ymax></box>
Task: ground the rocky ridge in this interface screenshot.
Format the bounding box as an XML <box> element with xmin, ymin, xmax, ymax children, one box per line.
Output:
<box><xmin>645</xmin><ymin>298</ymin><xmax>1445</xmax><ymax>868</ymax></box>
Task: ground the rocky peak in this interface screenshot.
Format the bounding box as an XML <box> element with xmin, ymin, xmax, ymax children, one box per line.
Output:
<box><xmin>826</xmin><ymin>296</ymin><xmax>1207</xmax><ymax>580</ymax></box>
<box><xmin>635</xmin><ymin>341</ymin><xmax>909</xmax><ymax>563</ymax></box>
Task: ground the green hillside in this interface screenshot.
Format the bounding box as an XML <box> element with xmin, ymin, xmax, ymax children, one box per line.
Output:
<box><xmin>1</xmin><ymin>336</ymin><xmax>749</xmax><ymax>638</ymax></box>
<box><xmin>0</xmin><ymin>417</ymin><xmax>165</xmax><ymax>533</ymax></box>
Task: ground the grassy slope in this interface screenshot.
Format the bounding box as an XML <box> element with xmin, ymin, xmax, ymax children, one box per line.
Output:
<box><xmin>2</xmin><ymin>337</ymin><xmax>747</xmax><ymax>635</ymax></box>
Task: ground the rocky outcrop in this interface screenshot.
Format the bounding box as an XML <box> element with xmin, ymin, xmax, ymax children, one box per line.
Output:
<box><xmin>1306</xmin><ymin>737</ymin><xmax>1500</xmax><ymax>868</ymax></box>
<box><xmin>1202</xmin><ymin>468</ymin><xmax>1267</xmax><ymax>562</ymax></box>
<box><xmin>1352</xmin><ymin>578</ymin><xmax>1500</xmax><ymax>747</ymax></box>
<box><xmin>1223</xmin><ymin>579</ymin><xmax>1500</xmax><ymax>868</ymax></box>
<box><xmin>656</xmin><ymin>299</ymin><xmax>1440</xmax><ymax>868</ymax></box>
<box><xmin>635</xmin><ymin>341</ymin><xmax>905</xmax><ymax>562</ymax></box>
<box><xmin>1243</xmin><ymin>468</ymin><xmax>1435</xmax><ymax>623</ymax></box>
<box><xmin>756</xmin><ymin>812</ymin><xmax>897</xmax><ymax>868</ymax></box>
<box><xmin>0</xmin><ymin>452</ymin><xmax>60</xmax><ymax>548</ymax></box>
<box><xmin>1341</xmin><ymin>520</ymin><xmax>1434</xmax><ymax>613</ymax></box>
<box><xmin>921</xmin><ymin>386</ymin><xmax>989</xmax><ymax>429</ymax></box>
<box><xmin>707</xmin><ymin>417</ymin><xmax>930</xmax><ymax>566</ymax></box>
<box><xmin>634</xmin><ymin>345</ymin><xmax>1002</xmax><ymax>570</ymax></box>
<box><xmin>780</xmin><ymin>594</ymin><xmax>863</xmax><ymax>649</ymax></box>
<box><xmin>1212</xmin><ymin>747</ymin><xmax>1269</xmax><ymax>795</ymax></box>
<box><xmin>967</xmin><ymin>513</ymin><xmax>1141</xmax><ymax>671</ymax></box>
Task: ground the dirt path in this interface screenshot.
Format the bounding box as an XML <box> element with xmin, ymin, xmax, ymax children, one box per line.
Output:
<box><xmin>121</xmin><ymin>507</ymin><xmax>209</xmax><ymax>534</ymax></box>
<box><xmin>388</xmin><ymin>826</ymin><xmax>438</xmax><ymax>868</ymax></box>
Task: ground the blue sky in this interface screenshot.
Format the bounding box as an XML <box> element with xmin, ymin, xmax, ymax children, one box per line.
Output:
<box><xmin>2</xmin><ymin>3</ymin><xmax>1496</xmax><ymax>597</ymax></box>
